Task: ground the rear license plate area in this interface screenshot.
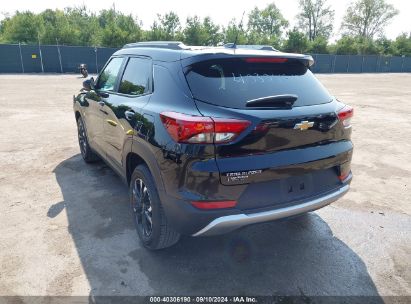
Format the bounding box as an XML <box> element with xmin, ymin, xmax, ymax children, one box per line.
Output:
<box><xmin>281</xmin><ymin>174</ymin><xmax>313</xmax><ymax>200</ymax></box>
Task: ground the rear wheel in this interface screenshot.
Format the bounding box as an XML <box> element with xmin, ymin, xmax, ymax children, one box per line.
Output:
<box><xmin>77</xmin><ymin>116</ymin><xmax>99</xmax><ymax>163</ymax></box>
<box><xmin>130</xmin><ymin>164</ymin><xmax>180</xmax><ymax>250</ymax></box>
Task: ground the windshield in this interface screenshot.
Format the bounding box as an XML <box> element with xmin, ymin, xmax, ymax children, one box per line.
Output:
<box><xmin>184</xmin><ymin>58</ymin><xmax>332</xmax><ymax>108</ymax></box>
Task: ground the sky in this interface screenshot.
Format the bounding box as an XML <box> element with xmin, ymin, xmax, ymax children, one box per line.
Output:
<box><xmin>1</xmin><ymin>0</ymin><xmax>410</xmax><ymax>41</ymax></box>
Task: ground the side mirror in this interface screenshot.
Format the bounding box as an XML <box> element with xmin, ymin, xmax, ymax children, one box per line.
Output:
<box><xmin>82</xmin><ymin>77</ymin><xmax>95</xmax><ymax>91</ymax></box>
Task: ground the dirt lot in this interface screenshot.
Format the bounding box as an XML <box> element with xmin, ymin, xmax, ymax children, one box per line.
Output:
<box><xmin>0</xmin><ymin>74</ymin><xmax>410</xmax><ymax>299</ymax></box>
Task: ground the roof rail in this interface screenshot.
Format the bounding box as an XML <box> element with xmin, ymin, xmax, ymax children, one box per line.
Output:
<box><xmin>123</xmin><ymin>41</ymin><xmax>187</xmax><ymax>50</ymax></box>
<box><xmin>224</xmin><ymin>43</ymin><xmax>279</xmax><ymax>52</ymax></box>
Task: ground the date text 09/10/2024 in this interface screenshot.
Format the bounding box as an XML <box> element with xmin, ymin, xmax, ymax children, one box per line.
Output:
<box><xmin>149</xmin><ymin>296</ymin><xmax>258</xmax><ymax>303</ymax></box>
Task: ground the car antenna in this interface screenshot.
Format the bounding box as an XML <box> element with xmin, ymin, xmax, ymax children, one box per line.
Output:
<box><xmin>232</xmin><ymin>11</ymin><xmax>245</xmax><ymax>49</ymax></box>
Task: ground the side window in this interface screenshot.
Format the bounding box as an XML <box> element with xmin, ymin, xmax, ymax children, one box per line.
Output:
<box><xmin>118</xmin><ymin>57</ymin><xmax>152</xmax><ymax>96</ymax></box>
<box><xmin>96</xmin><ymin>57</ymin><xmax>124</xmax><ymax>91</ymax></box>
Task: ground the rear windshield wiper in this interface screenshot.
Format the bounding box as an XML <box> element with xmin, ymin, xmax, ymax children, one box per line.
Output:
<box><xmin>245</xmin><ymin>94</ymin><xmax>298</xmax><ymax>108</ymax></box>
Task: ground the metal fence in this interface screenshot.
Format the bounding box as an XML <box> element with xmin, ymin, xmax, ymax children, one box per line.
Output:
<box><xmin>0</xmin><ymin>43</ymin><xmax>119</xmax><ymax>74</ymax></box>
<box><xmin>311</xmin><ymin>54</ymin><xmax>411</xmax><ymax>73</ymax></box>
<box><xmin>1</xmin><ymin>43</ymin><xmax>411</xmax><ymax>74</ymax></box>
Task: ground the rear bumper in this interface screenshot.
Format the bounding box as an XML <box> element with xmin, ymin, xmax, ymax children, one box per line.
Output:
<box><xmin>158</xmin><ymin>140</ymin><xmax>353</xmax><ymax>236</ymax></box>
<box><xmin>192</xmin><ymin>184</ymin><xmax>350</xmax><ymax>236</ymax></box>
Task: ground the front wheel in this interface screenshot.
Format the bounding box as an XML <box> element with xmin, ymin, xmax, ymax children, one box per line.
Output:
<box><xmin>129</xmin><ymin>165</ymin><xmax>180</xmax><ymax>250</ymax></box>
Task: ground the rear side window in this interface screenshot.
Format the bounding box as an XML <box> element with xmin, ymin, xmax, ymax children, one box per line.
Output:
<box><xmin>184</xmin><ymin>58</ymin><xmax>332</xmax><ymax>108</ymax></box>
<box><xmin>97</xmin><ymin>57</ymin><xmax>124</xmax><ymax>91</ymax></box>
<box><xmin>119</xmin><ymin>57</ymin><xmax>152</xmax><ymax>96</ymax></box>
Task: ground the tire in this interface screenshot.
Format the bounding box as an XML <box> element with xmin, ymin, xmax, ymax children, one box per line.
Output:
<box><xmin>77</xmin><ymin>116</ymin><xmax>99</xmax><ymax>163</ymax></box>
<box><xmin>129</xmin><ymin>164</ymin><xmax>180</xmax><ymax>250</ymax></box>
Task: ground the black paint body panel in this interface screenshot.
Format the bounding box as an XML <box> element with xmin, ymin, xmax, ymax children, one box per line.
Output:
<box><xmin>73</xmin><ymin>46</ymin><xmax>353</xmax><ymax>235</ymax></box>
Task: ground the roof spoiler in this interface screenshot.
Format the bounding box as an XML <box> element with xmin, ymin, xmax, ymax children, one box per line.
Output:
<box><xmin>182</xmin><ymin>53</ymin><xmax>315</xmax><ymax>68</ymax></box>
<box><xmin>224</xmin><ymin>44</ymin><xmax>279</xmax><ymax>52</ymax></box>
<box><xmin>123</xmin><ymin>41</ymin><xmax>188</xmax><ymax>50</ymax></box>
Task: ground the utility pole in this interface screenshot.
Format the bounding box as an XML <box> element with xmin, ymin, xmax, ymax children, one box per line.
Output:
<box><xmin>94</xmin><ymin>47</ymin><xmax>99</xmax><ymax>74</ymax></box>
<box><xmin>18</xmin><ymin>42</ymin><xmax>25</xmax><ymax>73</ymax></box>
<box><xmin>38</xmin><ymin>33</ymin><xmax>44</xmax><ymax>73</ymax></box>
<box><xmin>56</xmin><ymin>38</ymin><xmax>63</xmax><ymax>73</ymax></box>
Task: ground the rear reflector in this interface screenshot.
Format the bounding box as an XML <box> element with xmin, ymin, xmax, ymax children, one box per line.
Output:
<box><xmin>191</xmin><ymin>200</ymin><xmax>237</xmax><ymax>210</ymax></box>
<box><xmin>160</xmin><ymin>112</ymin><xmax>250</xmax><ymax>144</ymax></box>
<box><xmin>338</xmin><ymin>162</ymin><xmax>351</xmax><ymax>182</ymax></box>
<box><xmin>338</xmin><ymin>172</ymin><xmax>350</xmax><ymax>181</ymax></box>
<box><xmin>337</xmin><ymin>105</ymin><xmax>354</xmax><ymax>128</ymax></box>
<box><xmin>244</xmin><ymin>57</ymin><xmax>288</xmax><ymax>63</ymax></box>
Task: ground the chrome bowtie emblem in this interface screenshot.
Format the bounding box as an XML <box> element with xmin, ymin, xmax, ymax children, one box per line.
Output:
<box><xmin>294</xmin><ymin>121</ymin><xmax>314</xmax><ymax>131</ymax></box>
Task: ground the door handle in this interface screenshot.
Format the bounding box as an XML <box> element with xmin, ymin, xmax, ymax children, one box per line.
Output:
<box><xmin>106</xmin><ymin>119</ymin><xmax>118</xmax><ymax>127</ymax></box>
<box><xmin>124</xmin><ymin>110</ymin><xmax>136</xmax><ymax>120</ymax></box>
<box><xmin>98</xmin><ymin>101</ymin><xmax>105</xmax><ymax>106</ymax></box>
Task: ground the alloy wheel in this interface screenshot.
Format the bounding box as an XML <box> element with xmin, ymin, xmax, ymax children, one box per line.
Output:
<box><xmin>132</xmin><ymin>178</ymin><xmax>153</xmax><ymax>238</ymax></box>
<box><xmin>77</xmin><ymin>119</ymin><xmax>87</xmax><ymax>157</ymax></box>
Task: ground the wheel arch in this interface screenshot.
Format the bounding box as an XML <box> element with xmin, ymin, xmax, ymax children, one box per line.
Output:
<box><xmin>125</xmin><ymin>147</ymin><xmax>165</xmax><ymax>193</ymax></box>
<box><xmin>126</xmin><ymin>153</ymin><xmax>146</xmax><ymax>185</ymax></box>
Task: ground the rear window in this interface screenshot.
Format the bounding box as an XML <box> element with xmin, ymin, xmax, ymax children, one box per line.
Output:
<box><xmin>119</xmin><ymin>57</ymin><xmax>152</xmax><ymax>96</ymax></box>
<box><xmin>184</xmin><ymin>58</ymin><xmax>332</xmax><ymax>108</ymax></box>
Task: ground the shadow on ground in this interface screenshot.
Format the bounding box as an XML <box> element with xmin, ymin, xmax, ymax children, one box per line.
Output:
<box><xmin>51</xmin><ymin>154</ymin><xmax>383</xmax><ymax>299</ymax></box>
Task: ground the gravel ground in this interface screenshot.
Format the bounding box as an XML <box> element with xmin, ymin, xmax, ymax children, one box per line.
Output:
<box><xmin>0</xmin><ymin>74</ymin><xmax>410</xmax><ymax>299</ymax></box>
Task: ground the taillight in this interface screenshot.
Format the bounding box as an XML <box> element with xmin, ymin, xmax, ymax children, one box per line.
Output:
<box><xmin>160</xmin><ymin>112</ymin><xmax>250</xmax><ymax>144</ymax></box>
<box><xmin>337</xmin><ymin>105</ymin><xmax>354</xmax><ymax>128</ymax></box>
<box><xmin>338</xmin><ymin>163</ymin><xmax>351</xmax><ymax>182</ymax></box>
<box><xmin>191</xmin><ymin>200</ymin><xmax>237</xmax><ymax>210</ymax></box>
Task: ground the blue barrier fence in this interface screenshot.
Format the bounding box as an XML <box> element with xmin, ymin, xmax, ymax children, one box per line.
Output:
<box><xmin>311</xmin><ymin>54</ymin><xmax>411</xmax><ymax>73</ymax></box>
<box><xmin>0</xmin><ymin>43</ymin><xmax>410</xmax><ymax>73</ymax></box>
<box><xmin>0</xmin><ymin>44</ymin><xmax>118</xmax><ymax>74</ymax></box>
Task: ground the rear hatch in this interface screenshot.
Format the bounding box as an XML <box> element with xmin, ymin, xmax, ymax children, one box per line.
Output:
<box><xmin>182</xmin><ymin>54</ymin><xmax>352</xmax><ymax>195</ymax></box>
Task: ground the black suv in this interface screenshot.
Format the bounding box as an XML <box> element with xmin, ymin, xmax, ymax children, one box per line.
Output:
<box><xmin>74</xmin><ymin>42</ymin><xmax>353</xmax><ymax>250</ymax></box>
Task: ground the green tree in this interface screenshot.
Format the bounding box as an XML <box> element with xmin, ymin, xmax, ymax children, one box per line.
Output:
<box><xmin>375</xmin><ymin>37</ymin><xmax>394</xmax><ymax>55</ymax></box>
<box><xmin>147</xmin><ymin>20</ymin><xmax>162</xmax><ymax>41</ymax></box>
<box><xmin>160</xmin><ymin>12</ymin><xmax>182</xmax><ymax>40</ymax></box>
<box><xmin>0</xmin><ymin>11</ymin><xmax>44</xmax><ymax>44</ymax></box>
<box><xmin>99</xmin><ymin>8</ymin><xmax>142</xmax><ymax>47</ymax></box>
<box><xmin>392</xmin><ymin>33</ymin><xmax>411</xmax><ymax>56</ymax></box>
<box><xmin>297</xmin><ymin>0</ymin><xmax>334</xmax><ymax>41</ymax></box>
<box><xmin>330</xmin><ymin>36</ymin><xmax>358</xmax><ymax>54</ymax></box>
<box><xmin>182</xmin><ymin>16</ymin><xmax>222</xmax><ymax>46</ymax></box>
<box><xmin>355</xmin><ymin>37</ymin><xmax>379</xmax><ymax>54</ymax></box>
<box><xmin>341</xmin><ymin>0</ymin><xmax>399</xmax><ymax>39</ymax></box>
<box><xmin>247</xmin><ymin>3</ymin><xmax>288</xmax><ymax>46</ymax></box>
<box><xmin>329</xmin><ymin>36</ymin><xmax>399</xmax><ymax>55</ymax></box>
<box><xmin>308</xmin><ymin>36</ymin><xmax>329</xmax><ymax>53</ymax></box>
<box><xmin>202</xmin><ymin>17</ymin><xmax>223</xmax><ymax>46</ymax></box>
<box><xmin>283</xmin><ymin>28</ymin><xmax>309</xmax><ymax>53</ymax></box>
<box><xmin>222</xmin><ymin>18</ymin><xmax>247</xmax><ymax>44</ymax></box>
<box><xmin>65</xmin><ymin>6</ymin><xmax>101</xmax><ymax>46</ymax></box>
<box><xmin>330</xmin><ymin>36</ymin><xmax>380</xmax><ymax>55</ymax></box>
<box><xmin>147</xmin><ymin>11</ymin><xmax>182</xmax><ymax>41</ymax></box>
<box><xmin>183</xmin><ymin>16</ymin><xmax>207</xmax><ymax>45</ymax></box>
<box><xmin>40</xmin><ymin>9</ymin><xmax>77</xmax><ymax>45</ymax></box>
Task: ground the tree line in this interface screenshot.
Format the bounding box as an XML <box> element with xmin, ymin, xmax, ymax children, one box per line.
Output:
<box><xmin>0</xmin><ymin>0</ymin><xmax>410</xmax><ymax>56</ymax></box>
